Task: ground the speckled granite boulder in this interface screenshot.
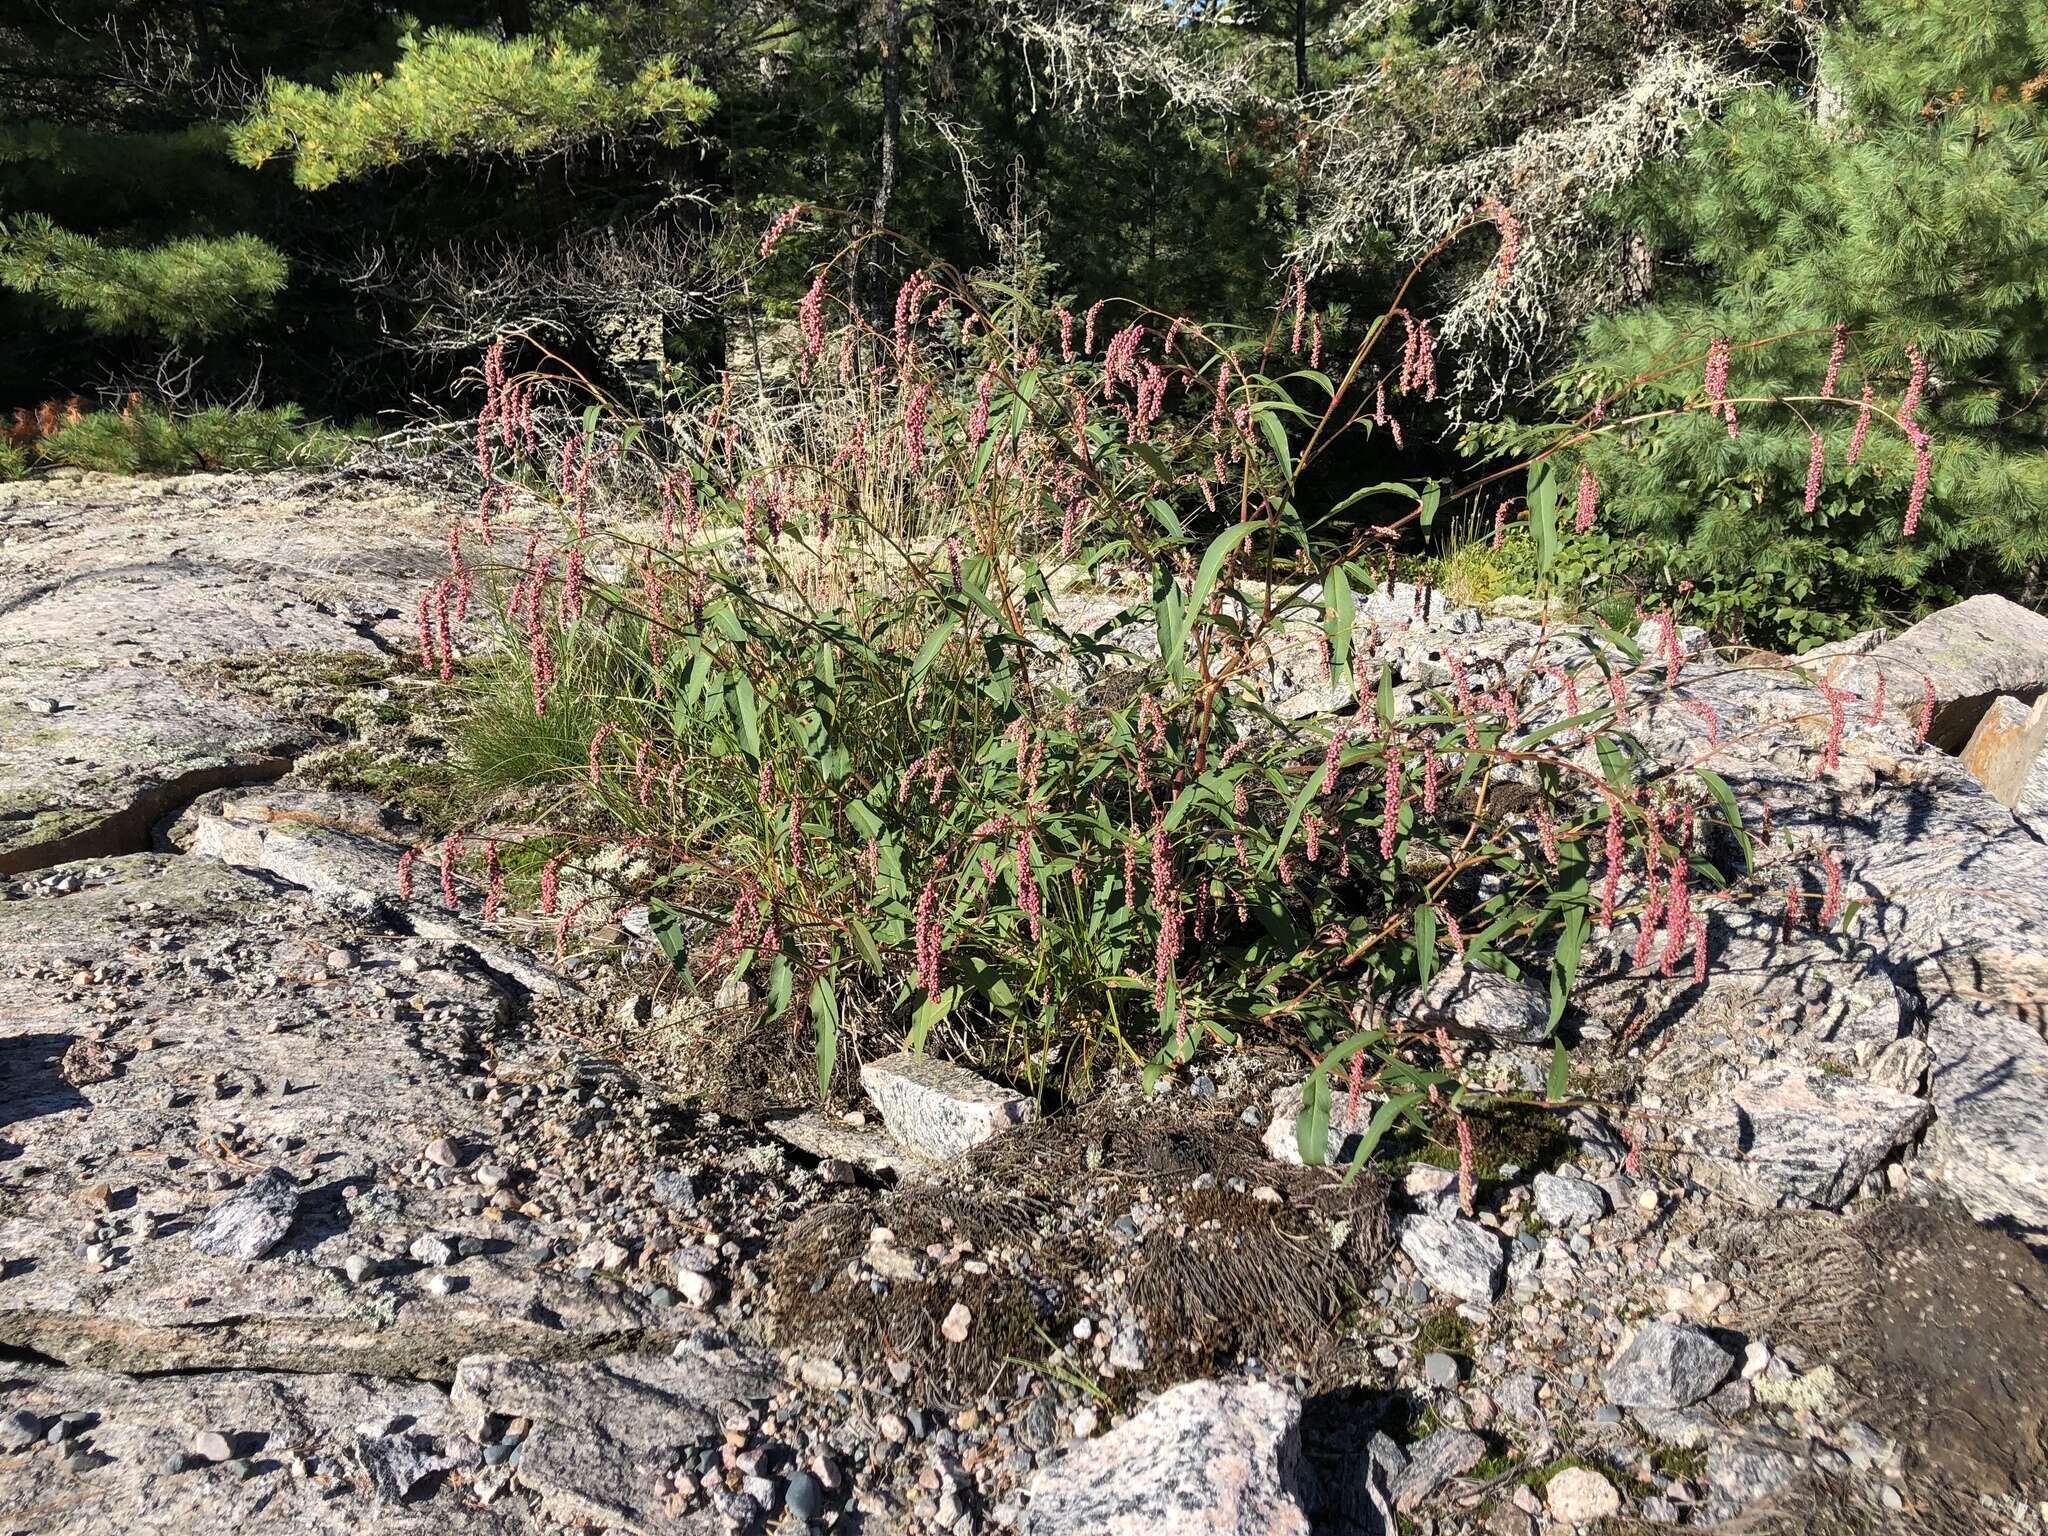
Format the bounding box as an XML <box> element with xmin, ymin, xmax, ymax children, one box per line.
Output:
<box><xmin>0</xmin><ymin>471</ymin><xmax>452</xmax><ymax>875</ymax></box>
<box><xmin>859</xmin><ymin>1052</ymin><xmax>1036</xmax><ymax>1161</ymax></box>
<box><xmin>1604</xmin><ymin>1321</ymin><xmax>1735</xmax><ymax>1410</ymax></box>
<box><xmin>1404</xmin><ymin>959</ymin><xmax>1550</xmax><ymax>1045</ymax></box>
<box><xmin>0</xmin><ymin>1356</ymin><xmax>532</xmax><ymax>1535</ymax></box>
<box><xmin>1018</xmin><ymin>1379</ymin><xmax>1311</xmax><ymax>1536</ymax></box>
<box><xmin>1688</xmin><ymin>1063</ymin><xmax>1931</xmax><ymax>1210</ymax></box>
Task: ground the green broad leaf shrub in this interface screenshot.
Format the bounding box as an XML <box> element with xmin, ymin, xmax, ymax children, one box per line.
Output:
<box><xmin>419</xmin><ymin>217</ymin><xmax>1788</xmax><ymax>1169</ymax></box>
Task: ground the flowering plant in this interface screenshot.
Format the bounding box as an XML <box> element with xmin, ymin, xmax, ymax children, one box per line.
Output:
<box><xmin>421</xmin><ymin>211</ymin><xmax>1808</xmax><ymax>1172</ymax></box>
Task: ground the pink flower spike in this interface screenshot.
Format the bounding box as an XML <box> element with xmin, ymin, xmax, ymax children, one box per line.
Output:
<box><xmin>1320</xmin><ymin>724</ymin><xmax>1347</xmax><ymax>795</ymax></box>
<box><xmin>1900</xmin><ymin>343</ymin><xmax>1928</xmax><ymax>431</ymax></box>
<box><xmin>539</xmin><ymin>851</ymin><xmax>563</xmax><ymax>915</ymax></box>
<box><xmin>757</xmin><ymin>203</ymin><xmax>803</xmax><ymax>260</ymax></box>
<box><xmin>1817</xmin><ymin>848</ymin><xmax>1844</xmax><ymax>929</ymax></box>
<box><xmin>1902</xmin><ymin>431</ymin><xmax>1931</xmax><ymax>538</ymax></box>
<box><xmin>1802</xmin><ymin>432</ymin><xmax>1825</xmax><ymax>518</ymax></box>
<box><xmin>1815</xmin><ymin>680</ymin><xmax>1845</xmax><ymax>777</ymax></box>
<box><xmin>1384</xmin><ymin>741</ymin><xmax>1400</xmax><ymax>860</ymax></box>
<box><xmin>1597</xmin><ymin>811</ymin><xmax>1613</xmax><ymax>933</ymax></box>
<box><xmin>439</xmin><ymin>834</ymin><xmax>460</xmax><ymax>912</ymax></box>
<box><xmin>482</xmin><ymin>840</ymin><xmax>504</xmax><ymax>922</ymax></box>
<box><xmin>1822</xmin><ymin>323</ymin><xmax>1848</xmax><ymax>398</ymax></box>
<box><xmin>1573</xmin><ymin>466</ymin><xmax>1598</xmax><ymax>533</ymax></box>
<box><xmin>397</xmin><ymin>844</ymin><xmax>419</xmax><ymax>901</ymax></box>
<box><xmin>1435</xmin><ymin>902</ymin><xmax>1466</xmax><ymax>956</ymax></box>
<box><xmin>1703</xmin><ymin>336</ymin><xmax>1730</xmax><ymax>411</ymax></box>
<box><xmin>1846</xmin><ymin>383</ymin><xmax>1873</xmax><ymax>466</ymax></box>
<box><xmin>1483</xmin><ymin>197</ymin><xmax>1521</xmax><ymax>293</ymax></box>
<box><xmin>1455</xmin><ymin>1116</ymin><xmax>1476</xmax><ymax>1218</ymax></box>
<box><xmin>1683</xmin><ymin>695</ymin><xmax>1723</xmax><ymax>749</ymax></box>
<box><xmin>1916</xmin><ymin>674</ymin><xmax>1936</xmax><ymax>744</ymax></box>
<box><xmin>1015</xmin><ymin>832</ymin><xmax>1043</xmax><ymax>942</ymax></box>
<box><xmin>914</xmin><ymin>875</ymin><xmax>943</xmax><ymax>1001</ymax></box>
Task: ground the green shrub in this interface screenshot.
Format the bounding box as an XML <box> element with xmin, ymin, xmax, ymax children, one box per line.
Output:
<box><xmin>27</xmin><ymin>402</ymin><xmax>361</xmax><ymax>475</ymax></box>
<box><xmin>1482</xmin><ymin>0</ymin><xmax>2048</xmax><ymax>648</ymax></box>
<box><xmin>427</xmin><ymin>229</ymin><xmax>1771</xmax><ymax>1165</ymax></box>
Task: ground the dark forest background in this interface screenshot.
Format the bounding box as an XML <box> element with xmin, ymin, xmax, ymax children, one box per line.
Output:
<box><xmin>5</xmin><ymin>0</ymin><xmax>2044</xmax><ymax>645</ymax></box>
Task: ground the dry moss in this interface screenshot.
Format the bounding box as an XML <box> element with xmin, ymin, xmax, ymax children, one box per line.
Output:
<box><xmin>763</xmin><ymin>1092</ymin><xmax>1391</xmax><ymax>1411</ymax></box>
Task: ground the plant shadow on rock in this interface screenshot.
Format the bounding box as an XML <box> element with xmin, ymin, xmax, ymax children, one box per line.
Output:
<box><xmin>764</xmin><ymin>1092</ymin><xmax>1391</xmax><ymax>1413</ymax></box>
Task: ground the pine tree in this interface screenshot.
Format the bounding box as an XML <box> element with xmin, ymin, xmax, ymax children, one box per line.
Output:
<box><xmin>1512</xmin><ymin>0</ymin><xmax>2048</xmax><ymax>646</ymax></box>
<box><xmin>229</xmin><ymin>27</ymin><xmax>715</xmax><ymax>191</ymax></box>
<box><xmin>0</xmin><ymin>215</ymin><xmax>286</xmax><ymax>340</ymax></box>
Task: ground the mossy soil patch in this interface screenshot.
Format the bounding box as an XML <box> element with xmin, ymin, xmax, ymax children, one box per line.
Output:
<box><xmin>199</xmin><ymin>649</ymin><xmax>478</xmax><ymax>829</ymax></box>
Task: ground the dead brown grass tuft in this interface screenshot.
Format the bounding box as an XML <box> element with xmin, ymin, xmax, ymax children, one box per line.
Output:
<box><xmin>763</xmin><ymin>1093</ymin><xmax>1391</xmax><ymax>1410</ymax></box>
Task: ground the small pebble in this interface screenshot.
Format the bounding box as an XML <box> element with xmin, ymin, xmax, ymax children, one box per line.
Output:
<box><xmin>786</xmin><ymin>1468</ymin><xmax>826</xmax><ymax>1521</ymax></box>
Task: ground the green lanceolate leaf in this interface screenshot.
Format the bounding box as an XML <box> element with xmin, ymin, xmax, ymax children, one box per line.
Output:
<box><xmin>1413</xmin><ymin>902</ymin><xmax>1439</xmax><ymax>992</ymax></box>
<box><xmin>847</xmin><ymin>915</ymin><xmax>885</xmax><ymax>976</ymax></box>
<box><xmin>810</xmin><ymin>974</ymin><xmax>840</xmax><ymax>1098</ymax></box>
<box><xmin>1695</xmin><ymin>766</ymin><xmax>1753</xmax><ymax>873</ymax></box>
<box><xmin>1265</xmin><ymin>768</ymin><xmax>1327</xmax><ymax>875</ymax></box>
<box><xmin>1528</xmin><ymin>459</ymin><xmax>1559</xmax><ymax>574</ymax></box>
<box><xmin>1550</xmin><ymin>903</ymin><xmax>1588</xmax><ymax>1033</ymax></box>
<box><xmin>1156</xmin><ymin>580</ymin><xmax>1188</xmax><ymax>682</ymax></box>
<box><xmin>1186</xmin><ymin>519</ymin><xmax>1259</xmax><ymax>625</ymax></box>
<box><xmin>733</xmin><ymin>674</ymin><xmax>761</xmax><ymax>761</ymax></box>
<box><xmin>1545</xmin><ymin>1039</ymin><xmax>1570</xmax><ymax>1103</ymax></box>
<box><xmin>1295</xmin><ymin>1070</ymin><xmax>1333</xmax><ymax>1166</ymax></box>
<box><xmin>908</xmin><ymin>618</ymin><xmax>959</xmax><ymax>690</ymax></box>
<box><xmin>845</xmin><ymin>798</ymin><xmax>883</xmax><ymax>840</ymax></box>
<box><xmin>1255</xmin><ymin>407</ymin><xmax>1294</xmax><ymax>487</ymax></box>
<box><xmin>1324</xmin><ymin>564</ymin><xmax>1355</xmax><ymax>677</ymax></box>
<box><xmin>908</xmin><ymin>987</ymin><xmax>955</xmax><ymax>1053</ymax></box>
<box><xmin>1342</xmin><ymin>1091</ymin><xmax>1425</xmax><ymax>1185</ymax></box>
<box><xmin>1417</xmin><ymin>482</ymin><xmax>1442</xmax><ymax>529</ymax></box>
<box><xmin>1328</xmin><ymin>479</ymin><xmax>1417</xmax><ymax>519</ymax></box>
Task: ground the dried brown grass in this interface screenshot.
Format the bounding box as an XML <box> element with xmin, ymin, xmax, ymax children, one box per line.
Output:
<box><xmin>763</xmin><ymin>1092</ymin><xmax>1391</xmax><ymax>1410</ymax></box>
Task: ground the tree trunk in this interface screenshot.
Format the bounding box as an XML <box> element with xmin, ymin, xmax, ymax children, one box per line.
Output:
<box><xmin>865</xmin><ymin>0</ymin><xmax>906</xmax><ymax>325</ymax></box>
<box><xmin>497</xmin><ymin>0</ymin><xmax>534</xmax><ymax>37</ymax></box>
<box><xmin>189</xmin><ymin>1</ymin><xmax>215</xmax><ymax>73</ymax></box>
<box><xmin>1293</xmin><ymin>0</ymin><xmax>1310</xmax><ymax>229</ymax></box>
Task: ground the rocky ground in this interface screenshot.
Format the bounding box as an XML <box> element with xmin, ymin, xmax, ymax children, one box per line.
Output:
<box><xmin>3</xmin><ymin>469</ymin><xmax>2047</xmax><ymax>1536</ymax></box>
